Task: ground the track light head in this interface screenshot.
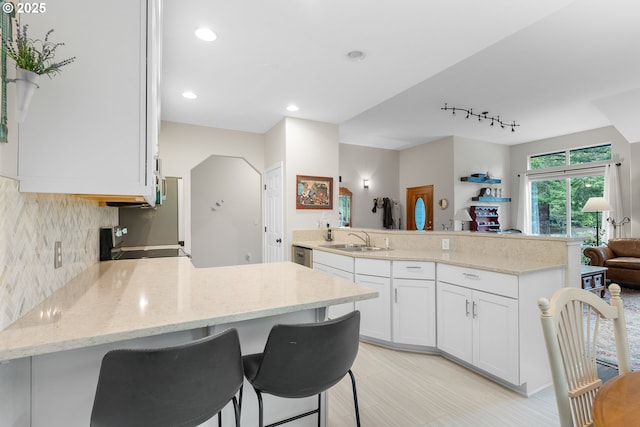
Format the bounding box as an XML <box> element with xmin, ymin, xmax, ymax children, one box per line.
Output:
<box><xmin>441</xmin><ymin>104</ymin><xmax>518</xmax><ymax>132</ymax></box>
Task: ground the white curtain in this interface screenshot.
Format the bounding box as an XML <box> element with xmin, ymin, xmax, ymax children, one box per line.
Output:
<box><xmin>603</xmin><ymin>164</ymin><xmax>623</xmax><ymax>239</ymax></box>
<box><xmin>516</xmin><ymin>174</ymin><xmax>531</xmax><ymax>234</ymax></box>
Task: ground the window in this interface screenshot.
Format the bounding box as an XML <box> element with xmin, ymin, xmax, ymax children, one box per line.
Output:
<box><xmin>528</xmin><ymin>145</ymin><xmax>611</xmax><ymax>243</ymax></box>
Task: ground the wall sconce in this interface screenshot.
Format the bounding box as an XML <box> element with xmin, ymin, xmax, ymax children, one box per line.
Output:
<box><xmin>363</xmin><ymin>179</ymin><xmax>369</xmax><ymax>189</ymax></box>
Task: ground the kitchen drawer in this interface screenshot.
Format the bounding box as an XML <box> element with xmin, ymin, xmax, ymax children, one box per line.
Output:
<box><xmin>393</xmin><ymin>261</ymin><xmax>435</xmax><ymax>280</ymax></box>
<box><xmin>312</xmin><ymin>250</ymin><xmax>354</xmax><ymax>273</ymax></box>
<box><xmin>437</xmin><ymin>264</ymin><xmax>517</xmax><ymax>298</ymax></box>
<box><xmin>355</xmin><ymin>258</ymin><xmax>391</xmax><ymax>277</ymax></box>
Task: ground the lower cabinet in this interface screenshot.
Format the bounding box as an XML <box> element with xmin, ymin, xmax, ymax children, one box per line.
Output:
<box><xmin>392</xmin><ymin>261</ymin><xmax>436</xmax><ymax>347</ymax></box>
<box><xmin>313</xmin><ymin>252</ymin><xmax>435</xmax><ymax>345</ymax></box>
<box><xmin>312</xmin><ymin>251</ymin><xmax>355</xmax><ymax>319</ymax></box>
<box><xmin>355</xmin><ymin>258</ymin><xmax>391</xmax><ymax>341</ymax></box>
<box><xmin>310</xmin><ymin>248</ymin><xmax>562</xmax><ymax>394</ymax></box>
<box><xmin>437</xmin><ymin>267</ymin><xmax>519</xmax><ymax>384</ymax></box>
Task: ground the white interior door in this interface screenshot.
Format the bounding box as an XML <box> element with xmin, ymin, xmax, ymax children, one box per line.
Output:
<box><xmin>264</xmin><ymin>163</ymin><xmax>284</xmax><ymax>262</ymax></box>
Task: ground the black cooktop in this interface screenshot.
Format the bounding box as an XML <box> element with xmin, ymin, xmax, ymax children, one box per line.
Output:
<box><xmin>116</xmin><ymin>248</ymin><xmax>188</xmax><ymax>260</ymax></box>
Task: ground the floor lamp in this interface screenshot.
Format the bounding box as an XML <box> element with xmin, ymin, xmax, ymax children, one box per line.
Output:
<box><xmin>582</xmin><ymin>197</ymin><xmax>613</xmax><ymax>246</ymax></box>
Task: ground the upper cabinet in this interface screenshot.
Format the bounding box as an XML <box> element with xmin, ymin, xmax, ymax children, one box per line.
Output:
<box><xmin>18</xmin><ymin>0</ymin><xmax>162</xmax><ymax>204</ymax></box>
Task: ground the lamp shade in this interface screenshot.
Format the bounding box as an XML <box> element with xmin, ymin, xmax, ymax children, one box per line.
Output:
<box><xmin>454</xmin><ymin>208</ymin><xmax>473</xmax><ymax>221</ymax></box>
<box><xmin>582</xmin><ymin>197</ymin><xmax>613</xmax><ymax>213</ymax></box>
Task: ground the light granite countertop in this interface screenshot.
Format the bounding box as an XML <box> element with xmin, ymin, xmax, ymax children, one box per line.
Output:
<box><xmin>296</xmin><ymin>240</ymin><xmax>566</xmax><ymax>275</ymax></box>
<box><xmin>0</xmin><ymin>259</ymin><xmax>376</xmax><ymax>362</ymax></box>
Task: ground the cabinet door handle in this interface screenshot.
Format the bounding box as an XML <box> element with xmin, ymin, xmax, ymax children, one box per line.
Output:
<box><xmin>463</xmin><ymin>273</ymin><xmax>480</xmax><ymax>280</ymax></box>
<box><xmin>472</xmin><ymin>301</ymin><xmax>478</xmax><ymax>318</ymax></box>
<box><xmin>395</xmin><ymin>288</ymin><xmax>398</xmax><ymax>303</ymax></box>
<box><xmin>466</xmin><ymin>300</ymin><xmax>470</xmax><ymax>317</ymax></box>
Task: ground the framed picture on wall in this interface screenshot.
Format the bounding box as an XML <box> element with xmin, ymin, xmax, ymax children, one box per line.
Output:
<box><xmin>296</xmin><ymin>175</ymin><xmax>333</xmax><ymax>209</ymax></box>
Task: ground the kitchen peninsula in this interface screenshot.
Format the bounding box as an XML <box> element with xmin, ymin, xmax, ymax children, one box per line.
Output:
<box><xmin>0</xmin><ymin>259</ymin><xmax>376</xmax><ymax>427</ymax></box>
<box><xmin>293</xmin><ymin>228</ymin><xmax>583</xmax><ymax>396</ymax></box>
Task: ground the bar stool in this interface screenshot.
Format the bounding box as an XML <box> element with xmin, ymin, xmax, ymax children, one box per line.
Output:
<box><xmin>90</xmin><ymin>328</ymin><xmax>244</xmax><ymax>427</ymax></box>
<box><xmin>243</xmin><ymin>311</ymin><xmax>361</xmax><ymax>427</ymax></box>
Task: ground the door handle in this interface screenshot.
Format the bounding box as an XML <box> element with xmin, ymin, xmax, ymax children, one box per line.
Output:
<box><xmin>472</xmin><ymin>301</ymin><xmax>478</xmax><ymax>318</ymax></box>
<box><xmin>276</xmin><ymin>238</ymin><xmax>282</xmax><ymax>243</ymax></box>
<box><xmin>466</xmin><ymin>300</ymin><xmax>470</xmax><ymax>317</ymax></box>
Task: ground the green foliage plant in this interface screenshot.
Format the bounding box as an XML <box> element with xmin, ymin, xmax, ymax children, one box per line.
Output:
<box><xmin>3</xmin><ymin>24</ymin><xmax>75</xmax><ymax>78</ymax></box>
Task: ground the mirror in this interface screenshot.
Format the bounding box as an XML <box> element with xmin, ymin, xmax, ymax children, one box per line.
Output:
<box><xmin>339</xmin><ymin>187</ymin><xmax>352</xmax><ymax>227</ymax></box>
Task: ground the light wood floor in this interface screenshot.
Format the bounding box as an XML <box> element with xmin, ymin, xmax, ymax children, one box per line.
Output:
<box><xmin>328</xmin><ymin>342</ymin><xmax>561</xmax><ymax>427</ymax></box>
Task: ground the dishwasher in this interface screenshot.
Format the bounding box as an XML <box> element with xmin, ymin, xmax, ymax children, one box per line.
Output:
<box><xmin>292</xmin><ymin>245</ymin><xmax>312</xmax><ymax>267</ymax></box>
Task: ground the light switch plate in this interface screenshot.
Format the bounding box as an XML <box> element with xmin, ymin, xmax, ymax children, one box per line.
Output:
<box><xmin>54</xmin><ymin>241</ymin><xmax>62</xmax><ymax>269</ymax></box>
<box><xmin>442</xmin><ymin>238</ymin><xmax>450</xmax><ymax>250</ymax></box>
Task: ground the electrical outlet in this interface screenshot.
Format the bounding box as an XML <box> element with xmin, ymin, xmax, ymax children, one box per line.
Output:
<box><xmin>442</xmin><ymin>238</ymin><xmax>450</xmax><ymax>250</ymax></box>
<box><xmin>54</xmin><ymin>241</ymin><xmax>62</xmax><ymax>269</ymax></box>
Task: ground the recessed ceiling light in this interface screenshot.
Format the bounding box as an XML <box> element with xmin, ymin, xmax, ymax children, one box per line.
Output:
<box><xmin>195</xmin><ymin>27</ymin><xmax>217</xmax><ymax>42</ymax></box>
<box><xmin>182</xmin><ymin>91</ymin><xmax>197</xmax><ymax>100</ymax></box>
<box><xmin>286</xmin><ymin>104</ymin><xmax>299</xmax><ymax>112</ymax></box>
<box><xmin>346</xmin><ymin>50</ymin><xmax>366</xmax><ymax>61</ymax></box>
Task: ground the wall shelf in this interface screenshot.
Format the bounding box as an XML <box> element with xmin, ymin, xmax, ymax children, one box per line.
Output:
<box><xmin>471</xmin><ymin>196</ymin><xmax>511</xmax><ymax>202</ymax></box>
<box><xmin>460</xmin><ymin>176</ymin><xmax>502</xmax><ymax>184</ymax></box>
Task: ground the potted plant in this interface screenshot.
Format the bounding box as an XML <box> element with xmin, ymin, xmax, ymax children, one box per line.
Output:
<box><xmin>3</xmin><ymin>23</ymin><xmax>75</xmax><ymax>121</ymax></box>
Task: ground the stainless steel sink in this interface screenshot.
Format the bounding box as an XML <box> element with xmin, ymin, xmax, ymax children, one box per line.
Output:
<box><xmin>358</xmin><ymin>246</ymin><xmax>387</xmax><ymax>252</ymax></box>
<box><xmin>320</xmin><ymin>243</ymin><xmax>388</xmax><ymax>252</ymax></box>
<box><xmin>320</xmin><ymin>243</ymin><xmax>364</xmax><ymax>250</ymax></box>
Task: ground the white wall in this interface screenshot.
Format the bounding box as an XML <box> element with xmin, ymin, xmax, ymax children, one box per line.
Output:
<box><xmin>454</xmin><ymin>136</ymin><xmax>511</xmax><ymax>230</ymax></box>
<box><xmin>399</xmin><ymin>137</ymin><xmax>454</xmax><ymax>230</ymax></box>
<box><xmin>339</xmin><ymin>143</ymin><xmax>399</xmax><ymax>229</ymax></box>
<box><xmin>508</xmin><ymin>126</ymin><xmax>632</xmax><ymax>234</ymax></box>
<box><xmin>631</xmin><ymin>142</ymin><xmax>640</xmax><ymax>235</ymax></box>
<box><xmin>159</xmin><ymin>121</ymin><xmax>265</xmax><ymax>254</ymax></box>
<box><xmin>284</xmin><ymin>118</ymin><xmax>340</xmax><ymax>242</ymax></box>
<box><xmin>264</xmin><ymin>119</ymin><xmax>286</xmax><ymax>171</ymax></box>
<box><xmin>190</xmin><ymin>156</ymin><xmax>262</xmax><ymax>267</ymax></box>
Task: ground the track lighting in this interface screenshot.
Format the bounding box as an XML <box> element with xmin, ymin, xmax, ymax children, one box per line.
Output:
<box><xmin>441</xmin><ymin>103</ymin><xmax>520</xmax><ymax>132</ymax></box>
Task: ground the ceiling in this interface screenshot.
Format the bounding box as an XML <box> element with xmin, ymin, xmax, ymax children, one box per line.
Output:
<box><xmin>162</xmin><ymin>0</ymin><xmax>640</xmax><ymax>151</ymax></box>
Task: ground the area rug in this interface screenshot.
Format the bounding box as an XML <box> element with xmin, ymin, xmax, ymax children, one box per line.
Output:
<box><xmin>595</xmin><ymin>286</ymin><xmax>640</xmax><ymax>371</ymax></box>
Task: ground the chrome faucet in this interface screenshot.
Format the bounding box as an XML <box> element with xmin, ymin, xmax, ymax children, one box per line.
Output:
<box><xmin>348</xmin><ymin>231</ymin><xmax>371</xmax><ymax>247</ymax></box>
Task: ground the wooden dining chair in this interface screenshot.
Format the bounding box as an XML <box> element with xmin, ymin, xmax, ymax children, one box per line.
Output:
<box><xmin>538</xmin><ymin>283</ymin><xmax>631</xmax><ymax>427</ymax></box>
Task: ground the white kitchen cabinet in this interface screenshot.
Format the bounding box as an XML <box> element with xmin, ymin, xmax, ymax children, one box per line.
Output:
<box><xmin>355</xmin><ymin>258</ymin><xmax>391</xmax><ymax>341</ymax></box>
<box><xmin>392</xmin><ymin>261</ymin><xmax>436</xmax><ymax>347</ymax></box>
<box><xmin>310</xmin><ymin>246</ymin><xmax>564</xmax><ymax>395</ymax></box>
<box><xmin>313</xmin><ymin>250</ymin><xmax>355</xmax><ymax>319</ymax></box>
<box><xmin>437</xmin><ymin>282</ymin><xmax>473</xmax><ymax>360</ymax></box>
<box><xmin>437</xmin><ymin>265</ymin><xmax>519</xmax><ymax>384</ymax></box>
<box><xmin>473</xmin><ymin>289</ymin><xmax>518</xmax><ymax>382</ymax></box>
<box><xmin>18</xmin><ymin>0</ymin><xmax>161</xmax><ymax>202</ymax></box>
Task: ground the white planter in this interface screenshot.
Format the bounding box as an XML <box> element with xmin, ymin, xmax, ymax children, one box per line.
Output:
<box><xmin>17</xmin><ymin>68</ymin><xmax>40</xmax><ymax>123</ymax></box>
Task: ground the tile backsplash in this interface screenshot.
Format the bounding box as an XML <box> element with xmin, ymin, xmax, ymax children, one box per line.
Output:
<box><xmin>0</xmin><ymin>176</ymin><xmax>117</xmax><ymax>329</ymax></box>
